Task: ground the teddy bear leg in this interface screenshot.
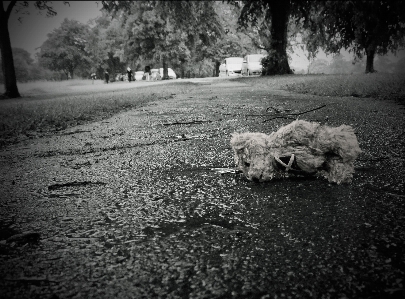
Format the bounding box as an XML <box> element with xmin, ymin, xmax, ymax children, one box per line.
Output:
<box><xmin>321</xmin><ymin>158</ymin><xmax>355</xmax><ymax>184</ymax></box>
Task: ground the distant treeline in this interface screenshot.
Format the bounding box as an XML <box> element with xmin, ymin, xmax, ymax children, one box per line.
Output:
<box><xmin>0</xmin><ymin>48</ymin><xmax>67</xmax><ymax>83</ymax></box>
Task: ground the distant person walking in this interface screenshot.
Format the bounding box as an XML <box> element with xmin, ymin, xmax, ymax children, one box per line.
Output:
<box><xmin>91</xmin><ymin>72</ymin><xmax>96</xmax><ymax>84</ymax></box>
<box><xmin>145</xmin><ymin>66</ymin><xmax>151</xmax><ymax>81</ymax></box>
<box><xmin>104</xmin><ymin>70</ymin><xmax>109</xmax><ymax>84</ymax></box>
<box><xmin>127</xmin><ymin>67</ymin><xmax>132</xmax><ymax>82</ymax></box>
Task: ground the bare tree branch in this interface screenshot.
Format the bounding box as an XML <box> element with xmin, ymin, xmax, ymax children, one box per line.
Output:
<box><xmin>262</xmin><ymin>104</ymin><xmax>327</xmax><ymax>122</ymax></box>
<box><xmin>5</xmin><ymin>0</ymin><xmax>17</xmax><ymax>19</ymax></box>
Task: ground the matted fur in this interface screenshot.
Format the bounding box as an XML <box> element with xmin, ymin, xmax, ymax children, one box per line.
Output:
<box><xmin>230</xmin><ymin>120</ymin><xmax>362</xmax><ymax>184</ymax></box>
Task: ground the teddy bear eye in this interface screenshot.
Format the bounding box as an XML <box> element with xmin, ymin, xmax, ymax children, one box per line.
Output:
<box><xmin>244</xmin><ymin>162</ymin><xmax>251</xmax><ymax>167</ymax></box>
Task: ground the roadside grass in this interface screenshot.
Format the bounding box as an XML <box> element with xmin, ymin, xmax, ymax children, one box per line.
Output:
<box><xmin>237</xmin><ymin>73</ymin><xmax>405</xmax><ymax>102</ymax></box>
<box><xmin>0</xmin><ymin>82</ymin><xmax>193</xmax><ymax>147</ymax></box>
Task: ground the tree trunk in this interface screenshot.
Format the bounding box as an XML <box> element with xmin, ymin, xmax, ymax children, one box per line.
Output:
<box><xmin>214</xmin><ymin>61</ymin><xmax>220</xmax><ymax>77</ymax></box>
<box><xmin>0</xmin><ymin>1</ymin><xmax>21</xmax><ymax>98</ymax></box>
<box><xmin>307</xmin><ymin>57</ymin><xmax>313</xmax><ymax>74</ymax></box>
<box><xmin>365</xmin><ymin>47</ymin><xmax>376</xmax><ymax>73</ymax></box>
<box><xmin>198</xmin><ymin>63</ymin><xmax>203</xmax><ymax>77</ymax></box>
<box><xmin>263</xmin><ymin>1</ymin><xmax>293</xmax><ymax>76</ymax></box>
<box><xmin>162</xmin><ymin>58</ymin><xmax>168</xmax><ymax>80</ymax></box>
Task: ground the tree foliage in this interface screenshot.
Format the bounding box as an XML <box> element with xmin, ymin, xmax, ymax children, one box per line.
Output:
<box><xmin>302</xmin><ymin>1</ymin><xmax>405</xmax><ymax>73</ymax></box>
<box><xmin>97</xmin><ymin>1</ymin><xmax>264</xmax><ymax>78</ymax></box>
<box><xmin>211</xmin><ymin>2</ymin><xmax>262</xmax><ymax>76</ymax></box>
<box><xmin>100</xmin><ymin>1</ymin><xmax>225</xmax><ymax>79</ymax></box>
<box><xmin>238</xmin><ymin>0</ymin><xmax>405</xmax><ymax>75</ymax></box>
<box><xmin>0</xmin><ymin>48</ymin><xmax>62</xmax><ymax>82</ymax></box>
<box><xmin>86</xmin><ymin>13</ymin><xmax>126</xmax><ymax>79</ymax></box>
<box><xmin>6</xmin><ymin>48</ymin><xmax>32</xmax><ymax>82</ymax></box>
<box><xmin>38</xmin><ymin>18</ymin><xmax>91</xmax><ymax>79</ymax></box>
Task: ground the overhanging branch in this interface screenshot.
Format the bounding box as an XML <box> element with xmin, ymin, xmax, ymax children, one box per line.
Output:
<box><xmin>5</xmin><ymin>1</ymin><xmax>17</xmax><ymax>20</ymax></box>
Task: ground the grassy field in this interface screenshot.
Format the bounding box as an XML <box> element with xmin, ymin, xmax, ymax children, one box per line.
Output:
<box><xmin>283</xmin><ymin>73</ymin><xmax>405</xmax><ymax>100</ymax></box>
<box><xmin>1</xmin><ymin>73</ymin><xmax>404</xmax><ymax>147</ymax></box>
<box><xmin>237</xmin><ymin>72</ymin><xmax>405</xmax><ymax>100</ymax></box>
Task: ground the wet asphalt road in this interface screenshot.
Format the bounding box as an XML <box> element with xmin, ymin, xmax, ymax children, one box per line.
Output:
<box><xmin>0</xmin><ymin>78</ymin><xmax>404</xmax><ymax>298</ymax></box>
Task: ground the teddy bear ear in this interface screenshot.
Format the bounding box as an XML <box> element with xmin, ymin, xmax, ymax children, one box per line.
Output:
<box><xmin>230</xmin><ymin>133</ymin><xmax>242</xmax><ymax>146</ymax></box>
<box><xmin>230</xmin><ymin>134</ymin><xmax>250</xmax><ymax>150</ymax></box>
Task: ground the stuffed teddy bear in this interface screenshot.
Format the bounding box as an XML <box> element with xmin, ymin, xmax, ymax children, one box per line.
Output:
<box><xmin>230</xmin><ymin>120</ymin><xmax>362</xmax><ymax>184</ymax></box>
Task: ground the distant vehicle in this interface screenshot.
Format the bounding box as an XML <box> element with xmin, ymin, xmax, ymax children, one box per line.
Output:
<box><xmin>159</xmin><ymin>68</ymin><xmax>177</xmax><ymax>79</ymax></box>
<box><xmin>115</xmin><ymin>73</ymin><xmax>129</xmax><ymax>82</ymax></box>
<box><xmin>150</xmin><ymin>69</ymin><xmax>161</xmax><ymax>81</ymax></box>
<box><xmin>219</xmin><ymin>57</ymin><xmax>243</xmax><ymax>77</ymax></box>
<box><xmin>134</xmin><ymin>71</ymin><xmax>144</xmax><ymax>81</ymax></box>
<box><xmin>242</xmin><ymin>54</ymin><xmax>266</xmax><ymax>76</ymax></box>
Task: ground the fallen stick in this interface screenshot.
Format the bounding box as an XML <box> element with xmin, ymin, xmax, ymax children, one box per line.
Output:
<box><xmin>4</xmin><ymin>276</ymin><xmax>60</xmax><ymax>283</ymax></box>
<box><xmin>265</xmin><ymin>106</ymin><xmax>284</xmax><ymax>113</ymax></box>
<box><xmin>7</xmin><ymin>232</ymin><xmax>40</xmax><ymax>243</ymax></box>
<box><xmin>386</xmin><ymin>193</ymin><xmax>405</xmax><ymax>198</ymax></box>
<box><xmin>162</xmin><ymin>120</ymin><xmax>212</xmax><ymax>126</ymax></box>
<box><xmin>262</xmin><ymin>116</ymin><xmax>297</xmax><ymax>122</ymax></box>
<box><xmin>263</xmin><ymin>104</ymin><xmax>327</xmax><ymax>122</ymax></box>
<box><xmin>284</xmin><ymin>104</ymin><xmax>327</xmax><ymax>116</ymax></box>
<box><xmin>65</xmin><ymin>237</ymin><xmax>99</xmax><ymax>241</ymax></box>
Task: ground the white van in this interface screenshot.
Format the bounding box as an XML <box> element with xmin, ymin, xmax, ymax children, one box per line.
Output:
<box><xmin>159</xmin><ymin>68</ymin><xmax>177</xmax><ymax>79</ymax></box>
<box><xmin>242</xmin><ymin>54</ymin><xmax>265</xmax><ymax>76</ymax></box>
<box><xmin>219</xmin><ymin>57</ymin><xmax>243</xmax><ymax>77</ymax></box>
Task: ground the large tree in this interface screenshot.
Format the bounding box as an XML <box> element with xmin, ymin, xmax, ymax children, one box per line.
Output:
<box><xmin>303</xmin><ymin>1</ymin><xmax>405</xmax><ymax>73</ymax></box>
<box><xmin>238</xmin><ymin>0</ymin><xmax>302</xmax><ymax>75</ymax></box>
<box><xmin>38</xmin><ymin>18</ymin><xmax>91</xmax><ymax>79</ymax></box>
<box><xmin>0</xmin><ymin>1</ymin><xmax>63</xmax><ymax>98</ymax></box>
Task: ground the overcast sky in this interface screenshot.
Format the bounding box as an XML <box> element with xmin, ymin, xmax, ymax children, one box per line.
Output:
<box><xmin>8</xmin><ymin>1</ymin><xmax>102</xmax><ymax>58</ymax></box>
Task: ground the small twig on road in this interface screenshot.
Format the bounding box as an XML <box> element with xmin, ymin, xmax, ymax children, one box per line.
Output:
<box><xmin>48</xmin><ymin>181</ymin><xmax>107</xmax><ymax>191</ymax></box>
<box><xmin>61</xmin><ymin>130</ymin><xmax>91</xmax><ymax>136</ymax></box>
<box><xmin>65</xmin><ymin>237</ymin><xmax>99</xmax><ymax>241</ymax></box>
<box><xmin>162</xmin><ymin>120</ymin><xmax>212</xmax><ymax>126</ymax></box>
<box><xmin>389</xmin><ymin>150</ymin><xmax>402</xmax><ymax>157</ymax></box>
<box><xmin>386</xmin><ymin>193</ymin><xmax>405</xmax><ymax>198</ymax></box>
<box><xmin>284</xmin><ymin>104</ymin><xmax>327</xmax><ymax>116</ymax></box>
<box><xmin>357</xmin><ymin>156</ymin><xmax>390</xmax><ymax>162</ymax></box>
<box><xmin>221</xmin><ymin>113</ymin><xmax>238</xmax><ymax>116</ymax></box>
<box><xmin>266</xmin><ymin>106</ymin><xmax>284</xmax><ymax>113</ymax></box>
<box><xmin>364</xmin><ymin>184</ymin><xmax>405</xmax><ymax>198</ymax></box>
<box><xmin>262</xmin><ymin>116</ymin><xmax>297</xmax><ymax>122</ymax></box>
<box><xmin>263</xmin><ymin>104</ymin><xmax>327</xmax><ymax>122</ymax></box>
<box><xmin>87</xmin><ymin>275</ymin><xmax>106</xmax><ymax>282</ymax></box>
<box><xmin>4</xmin><ymin>276</ymin><xmax>60</xmax><ymax>284</ymax></box>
